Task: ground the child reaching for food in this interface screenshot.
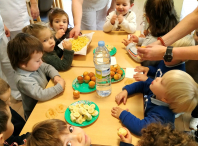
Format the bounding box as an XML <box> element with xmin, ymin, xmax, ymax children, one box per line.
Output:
<box><xmin>122</xmin><ymin>0</ymin><xmax>178</xmax><ymax>66</ymax></box>
<box><xmin>22</xmin><ymin>23</ymin><xmax>74</xmax><ymax>71</ymax></box>
<box><xmin>111</xmin><ymin>70</ymin><xmax>198</xmax><ymax>136</ymax></box>
<box><xmin>103</xmin><ymin>0</ymin><xmax>136</xmax><ymax>33</ymax></box>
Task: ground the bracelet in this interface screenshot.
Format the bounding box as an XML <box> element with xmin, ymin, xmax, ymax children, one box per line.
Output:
<box><xmin>157</xmin><ymin>37</ymin><xmax>166</xmax><ymax>46</ymax></box>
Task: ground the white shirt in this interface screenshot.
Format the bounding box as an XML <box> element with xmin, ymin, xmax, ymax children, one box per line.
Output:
<box><xmin>82</xmin><ymin>0</ymin><xmax>109</xmax><ymax>11</ymax></box>
<box><xmin>0</xmin><ymin>0</ymin><xmax>30</xmax><ymax>31</ymax></box>
<box><xmin>0</xmin><ymin>14</ymin><xmax>4</xmax><ymax>39</ymax></box>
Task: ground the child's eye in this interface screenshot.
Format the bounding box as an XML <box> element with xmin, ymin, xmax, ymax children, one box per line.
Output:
<box><xmin>66</xmin><ymin>142</ymin><xmax>72</xmax><ymax>146</ymax></box>
<box><xmin>50</xmin><ymin>36</ymin><xmax>53</xmax><ymax>39</ymax></box>
<box><xmin>55</xmin><ymin>21</ymin><xmax>59</xmax><ymax>23</ymax></box>
<box><xmin>63</xmin><ymin>21</ymin><xmax>67</xmax><ymax>23</ymax></box>
<box><xmin>43</xmin><ymin>39</ymin><xmax>47</xmax><ymax>42</ymax></box>
<box><xmin>69</xmin><ymin>126</ymin><xmax>73</xmax><ymax>133</ymax></box>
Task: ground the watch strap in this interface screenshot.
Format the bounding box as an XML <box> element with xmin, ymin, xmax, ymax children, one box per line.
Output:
<box><xmin>166</xmin><ymin>46</ymin><xmax>173</xmax><ymax>54</ymax></box>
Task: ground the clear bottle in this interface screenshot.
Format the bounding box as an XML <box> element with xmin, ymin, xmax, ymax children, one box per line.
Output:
<box><xmin>93</xmin><ymin>41</ymin><xmax>111</xmax><ymax>97</ymax></box>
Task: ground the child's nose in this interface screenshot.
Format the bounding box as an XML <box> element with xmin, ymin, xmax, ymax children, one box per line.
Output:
<box><xmin>76</xmin><ymin>133</ymin><xmax>82</xmax><ymax>143</ymax></box>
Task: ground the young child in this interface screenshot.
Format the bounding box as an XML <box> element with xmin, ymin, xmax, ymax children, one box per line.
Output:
<box><xmin>119</xmin><ymin>123</ymin><xmax>198</xmax><ymax>146</ymax></box>
<box><xmin>22</xmin><ymin>23</ymin><xmax>74</xmax><ymax>71</ymax></box>
<box><xmin>122</xmin><ymin>0</ymin><xmax>178</xmax><ymax>66</ymax></box>
<box><xmin>0</xmin><ymin>99</ymin><xmax>29</xmax><ymax>146</ymax></box>
<box><xmin>7</xmin><ymin>33</ymin><xmax>65</xmax><ymax>120</ymax></box>
<box><xmin>111</xmin><ymin>70</ymin><xmax>198</xmax><ymax>136</ymax></box>
<box><xmin>133</xmin><ymin>35</ymin><xmax>195</xmax><ymax>81</ymax></box>
<box><xmin>103</xmin><ymin>0</ymin><xmax>136</xmax><ymax>33</ymax></box>
<box><xmin>26</xmin><ymin>119</ymin><xmax>91</xmax><ymax>146</ymax></box>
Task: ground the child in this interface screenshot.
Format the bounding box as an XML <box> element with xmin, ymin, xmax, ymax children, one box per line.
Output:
<box><xmin>111</xmin><ymin>70</ymin><xmax>198</xmax><ymax>136</ymax></box>
<box><xmin>0</xmin><ymin>78</ymin><xmax>25</xmax><ymax>137</ymax></box>
<box><xmin>26</xmin><ymin>119</ymin><xmax>91</xmax><ymax>146</ymax></box>
<box><xmin>22</xmin><ymin>23</ymin><xmax>74</xmax><ymax>71</ymax></box>
<box><xmin>0</xmin><ymin>14</ymin><xmax>21</xmax><ymax>100</ymax></box>
<box><xmin>133</xmin><ymin>35</ymin><xmax>195</xmax><ymax>81</ymax></box>
<box><xmin>122</xmin><ymin>0</ymin><xmax>178</xmax><ymax>66</ymax></box>
<box><xmin>103</xmin><ymin>0</ymin><xmax>136</xmax><ymax>33</ymax></box>
<box><xmin>7</xmin><ymin>33</ymin><xmax>65</xmax><ymax>120</ymax></box>
<box><xmin>119</xmin><ymin>123</ymin><xmax>198</xmax><ymax>146</ymax></box>
<box><xmin>0</xmin><ymin>99</ymin><xmax>29</xmax><ymax>146</ymax></box>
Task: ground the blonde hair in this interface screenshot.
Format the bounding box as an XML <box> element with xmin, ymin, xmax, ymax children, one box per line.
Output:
<box><xmin>162</xmin><ymin>70</ymin><xmax>198</xmax><ymax>113</ymax></box>
<box><xmin>172</xmin><ymin>35</ymin><xmax>195</xmax><ymax>47</ymax></box>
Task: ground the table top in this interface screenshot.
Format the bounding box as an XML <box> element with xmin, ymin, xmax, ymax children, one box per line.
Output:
<box><xmin>72</xmin><ymin>30</ymin><xmax>140</xmax><ymax>68</ymax></box>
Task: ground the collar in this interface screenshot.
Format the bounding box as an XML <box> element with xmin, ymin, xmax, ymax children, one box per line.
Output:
<box><xmin>165</xmin><ymin>61</ymin><xmax>185</xmax><ymax>67</ymax></box>
<box><xmin>150</xmin><ymin>95</ymin><xmax>169</xmax><ymax>107</ymax></box>
<box><xmin>15</xmin><ymin>68</ymin><xmax>35</xmax><ymax>77</ymax></box>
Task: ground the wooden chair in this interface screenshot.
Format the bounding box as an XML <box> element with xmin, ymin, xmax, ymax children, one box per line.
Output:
<box><xmin>26</xmin><ymin>0</ymin><xmax>41</xmax><ymax>23</ymax></box>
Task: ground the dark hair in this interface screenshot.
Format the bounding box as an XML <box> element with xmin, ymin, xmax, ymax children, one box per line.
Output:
<box><xmin>7</xmin><ymin>33</ymin><xmax>43</xmax><ymax>70</ymax></box>
<box><xmin>138</xmin><ymin>123</ymin><xmax>197</xmax><ymax>146</ymax></box>
<box><xmin>145</xmin><ymin>0</ymin><xmax>178</xmax><ymax>37</ymax></box>
<box><xmin>48</xmin><ymin>8</ymin><xmax>69</xmax><ymax>28</ymax></box>
<box><xmin>0</xmin><ymin>78</ymin><xmax>10</xmax><ymax>95</ymax></box>
<box><xmin>22</xmin><ymin>23</ymin><xmax>48</xmax><ymax>38</ymax></box>
<box><xmin>130</xmin><ymin>0</ymin><xmax>134</xmax><ymax>4</ymax></box>
<box><xmin>27</xmin><ymin>119</ymin><xmax>67</xmax><ymax>146</ymax></box>
<box><xmin>0</xmin><ymin>99</ymin><xmax>9</xmax><ymax>133</ymax></box>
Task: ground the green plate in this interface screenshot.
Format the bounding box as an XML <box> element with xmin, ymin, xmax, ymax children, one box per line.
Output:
<box><xmin>111</xmin><ymin>68</ymin><xmax>125</xmax><ymax>83</ymax></box>
<box><xmin>93</xmin><ymin>47</ymin><xmax>117</xmax><ymax>56</ymax></box>
<box><xmin>65</xmin><ymin>100</ymin><xmax>100</xmax><ymax>127</ymax></box>
<box><xmin>72</xmin><ymin>77</ymin><xmax>96</xmax><ymax>93</ymax></box>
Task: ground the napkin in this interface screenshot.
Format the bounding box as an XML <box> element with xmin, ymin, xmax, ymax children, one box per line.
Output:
<box><xmin>111</xmin><ymin>57</ymin><xmax>117</xmax><ymax>65</ymax></box>
<box><xmin>126</xmin><ymin>68</ymin><xmax>143</xmax><ymax>78</ymax></box>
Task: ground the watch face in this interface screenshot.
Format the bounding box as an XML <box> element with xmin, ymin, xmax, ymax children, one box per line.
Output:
<box><xmin>164</xmin><ymin>54</ymin><xmax>173</xmax><ymax>62</ymax></box>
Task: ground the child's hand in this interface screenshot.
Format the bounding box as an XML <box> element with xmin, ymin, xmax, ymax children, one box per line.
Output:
<box><xmin>55</xmin><ymin>29</ymin><xmax>65</xmax><ymax>39</ymax></box>
<box><xmin>135</xmin><ymin>66</ymin><xmax>149</xmax><ymax>75</ymax></box>
<box><xmin>115</xmin><ymin>90</ymin><xmax>128</xmax><ymax>105</ymax></box>
<box><xmin>119</xmin><ymin>127</ymin><xmax>132</xmax><ymax>144</ymax></box>
<box><xmin>139</xmin><ymin>34</ymin><xmax>145</xmax><ymax>38</ymax></box>
<box><xmin>129</xmin><ymin>34</ymin><xmax>138</xmax><ymax>43</ymax></box>
<box><xmin>111</xmin><ymin>107</ymin><xmax>128</xmax><ymax>119</ymax></box>
<box><xmin>111</xmin><ymin>14</ymin><xmax>117</xmax><ymax>25</ymax></box>
<box><xmin>53</xmin><ymin>76</ymin><xmax>65</xmax><ymax>89</ymax></box>
<box><xmin>133</xmin><ymin>73</ymin><xmax>148</xmax><ymax>81</ymax></box>
<box><xmin>118</xmin><ymin>14</ymin><xmax>124</xmax><ymax>24</ymax></box>
<box><xmin>62</xmin><ymin>40</ymin><xmax>72</xmax><ymax>50</ymax></box>
<box><xmin>122</xmin><ymin>39</ymin><xmax>132</xmax><ymax>46</ymax></box>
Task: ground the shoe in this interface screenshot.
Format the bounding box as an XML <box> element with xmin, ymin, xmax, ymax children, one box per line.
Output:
<box><xmin>175</xmin><ymin>112</ymin><xmax>184</xmax><ymax>118</ymax></box>
<box><xmin>189</xmin><ymin>117</ymin><xmax>198</xmax><ymax>130</ymax></box>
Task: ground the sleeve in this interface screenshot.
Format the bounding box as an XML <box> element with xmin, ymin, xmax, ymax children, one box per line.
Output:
<box><xmin>40</xmin><ymin>62</ymin><xmax>60</xmax><ymax>79</ymax></box>
<box><xmin>119</xmin><ymin>110</ymin><xmax>162</xmax><ymax>136</ymax></box>
<box><xmin>54</xmin><ymin>40</ymin><xmax>64</xmax><ymax>58</ymax></box>
<box><xmin>119</xmin><ymin>12</ymin><xmax>136</xmax><ymax>33</ymax></box>
<box><xmin>5</xmin><ymin>132</ymin><xmax>30</xmax><ymax>146</ymax></box>
<box><xmin>137</xmin><ymin>37</ymin><xmax>145</xmax><ymax>46</ymax></box>
<box><xmin>17</xmin><ymin>79</ymin><xmax>63</xmax><ymax>101</ymax></box>
<box><xmin>123</xmin><ymin>80</ymin><xmax>152</xmax><ymax>96</ymax></box>
<box><xmin>148</xmin><ymin>65</ymin><xmax>158</xmax><ymax>76</ymax></box>
<box><xmin>103</xmin><ymin>11</ymin><xmax>115</xmax><ymax>32</ymax></box>
<box><xmin>120</xmin><ymin>142</ymin><xmax>134</xmax><ymax>146</ymax></box>
<box><xmin>43</xmin><ymin>50</ymin><xmax>74</xmax><ymax>71</ymax></box>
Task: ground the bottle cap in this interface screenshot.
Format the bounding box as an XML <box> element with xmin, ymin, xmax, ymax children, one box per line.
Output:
<box><xmin>98</xmin><ymin>41</ymin><xmax>105</xmax><ymax>47</ymax></box>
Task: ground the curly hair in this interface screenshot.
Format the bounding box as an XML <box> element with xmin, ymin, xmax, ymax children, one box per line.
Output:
<box><xmin>138</xmin><ymin>123</ymin><xmax>197</xmax><ymax>146</ymax></box>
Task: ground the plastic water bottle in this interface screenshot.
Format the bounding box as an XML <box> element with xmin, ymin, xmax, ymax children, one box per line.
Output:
<box><xmin>93</xmin><ymin>41</ymin><xmax>111</xmax><ymax>97</ymax></box>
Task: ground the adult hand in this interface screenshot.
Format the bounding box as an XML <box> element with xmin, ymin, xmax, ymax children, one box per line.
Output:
<box><xmin>30</xmin><ymin>3</ymin><xmax>40</xmax><ymax>19</ymax></box>
<box><xmin>111</xmin><ymin>14</ymin><xmax>117</xmax><ymax>25</ymax></box>
<box><xmin>69</xmin><ymin>26</ymin><xmax>81</xmax><ymax>39</ymax></box>
<box><xmin>137</xmin><ymin>45</ymin><xmax>166</xmax><ymax>61</ymax></box>
<box><xmin>118</xmin><ymin>14</ymin><xmax>123</xmax><ymax>24</ymax></box>
<box><xmin>4</xmin><ymin>25</ymin><xmax>10</xmax><ymax>37</ymax></box>
<box><xmin>115</xmin><ymin>90</ymin><xmax>128</xmax><ymax>105</ymax></box>
<box><xmin>119</xmin><ymin>128</ymin><xmax>132</xmax><ymax>144</ymax></box>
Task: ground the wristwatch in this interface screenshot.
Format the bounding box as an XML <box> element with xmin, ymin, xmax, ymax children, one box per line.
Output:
<box><xmin>163</xmin><ymin>46</ymin><xmax>173</xmax><ymax>62</ymax></box>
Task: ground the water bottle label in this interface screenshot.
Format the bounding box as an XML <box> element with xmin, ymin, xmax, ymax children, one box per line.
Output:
<box><xmin>95</xmin><ymin>68</ymin><xmax>110</xmax><ymax>79</ymax></box>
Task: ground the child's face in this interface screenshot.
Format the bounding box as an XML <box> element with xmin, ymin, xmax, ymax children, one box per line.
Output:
<box><xmin>0</xmin><ymin>88</ymin><xmax>11</xmax><ymax>106</ymax></box>
<box><xmin>52</xmin><ymin>15</ymin><xmax>68</xmax><ymax>33</ymax></box>
<box><xmin>60</xmin><ymin>124</ymin><xmax>91</xmax><ymax>146</ymax></box>
<box><xmin>149</xmin><ymin>77</ymin><xmax>167</xmax><ymax>102</ymax></box>
<box><xmin>38</xmin><ymin>28</ymin><xmax>55</xmax><ymax>53</ymax></box>
<box><xmin>21</xmin><ymin>52</ymin><xmax>43</xmax><ymax>72</ymax></box>
<box><xmin>0</xmin><ymin>105</ymin><xmax>14</xmax><ymax>143</ymax></box>
<box><xmin>116</xmin><ymin>0</ymin><xmax>133</xmax><ymax>16</ymax></box>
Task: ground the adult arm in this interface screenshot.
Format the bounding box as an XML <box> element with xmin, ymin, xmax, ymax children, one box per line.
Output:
<box><xmin>4</xmin><ymin>24</ymin><xmax>10</xmax><ymax>37</ymax></box>
<box><xmin>107</xmin><ymin>0</ymin><xmax>116</xmax><ymax>15</ymax></box>
<box><xmin>30</xmin><ymin>0</ymin><xmax>40</xmax><ymax>19</ymax></box>
<box><xmin>70</xmin><ymin>0</ymin><xmax>83</xmax><ymax>38</ymax></box>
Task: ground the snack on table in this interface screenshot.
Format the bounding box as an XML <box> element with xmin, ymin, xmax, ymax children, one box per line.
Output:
<box><xmin>117</xmin><ymin>127</ymin><xmax>128</xmax><ymax>136</ymax></box>
<box><xmin>46</xmin><ymin>108</ymin><xmax>58</xmax><ymax>119</ymax></box>
<box><xmin>106</xmin><ymin>45</ymin><xmax>114</xmax><ymax>51</ymax></box>
<box><xmin>69</xmin><ymin>36</ymin><xmax>89</xmax><ymax>52</ymax></box>
<box><xmin>69</xmin><ymin>103</ymin><xmax>98</xmax><ymax>124</ymax></box>
<box><xmin>110</xmin><ymin>64</ymin><xmax>123</xmax><ymax>81</ymax></box>
<box><xmin>73</xmin><ymin>90</ymin><xmax>80</xmax><ymax>99</ymax></box>
<box><xmin>55</xmin><ymin>104</ymin><xmax>66</xmax><ymax>113</ymax></box>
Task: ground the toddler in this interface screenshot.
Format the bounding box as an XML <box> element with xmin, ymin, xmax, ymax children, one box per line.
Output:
<box><xmin>0</xmin><ymin>99</ymin><xmax>29</xmax><ymax>146</ymax></box>
<box><xmin>22</xmin><ymin>23</ymin><xmax>74</xmax><ymax>71</ymax></box>
<box><xmin>7</xmin><ymin>33</ymin><xmax>65</xmax><ymax>120</ymax></box>
<box><xmin>111</xmin><ymin>70</ymin><xmax>198</xmax><ymax>136</ymax></box>
<box><xmin>103</xmin><ymin>0</ymin><xmax>136</xmax><ymax>33</ymax></box>
<box><xmin>122</xmin><ymin>0</ymin><xmax>178</xmax><ymax>66</ymax></box>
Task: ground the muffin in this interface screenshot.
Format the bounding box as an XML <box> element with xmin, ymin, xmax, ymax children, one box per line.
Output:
<box><xmin>91</xmin><ymin>76</ymin><xmax>96</xmax><ymax>82</ymax></box>
<box><xmin>73</xmin><ymin>90</ymin><xmax>80</xmax><ymax>99</ymax></box>
<box><xmin>89</xmin><ymin>81</ymin><xmax>95</xmax><ymax>88</ymax></box>
<box><xmin>77</xmin><ymin>76</ymin><xmax>83</xmax><ymax>83</ymax></box>
<box><xmin>84</xmin><ymin>75</ymin><xmax>90</xmax><ymax>83</ymax></box>
<box><xmin>83</xmin><ymin>71</ymin><xmax>89</xmax><ymax>77</ymax></box>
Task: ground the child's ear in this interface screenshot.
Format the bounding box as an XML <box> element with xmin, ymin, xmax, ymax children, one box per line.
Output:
<box><xmin>130</xmin><ymin>3</ymin><xmax>134</xmax><ymax>8</ymax></box>
<box><xmin>20</xmin><ymin>64</ymin><xmax>27</xmax><ymax>69</ymax></box>
<box><xmin>0</xmin><ymin>133</ymin><xmax>4</xmax><ymax>144</ymax></box>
